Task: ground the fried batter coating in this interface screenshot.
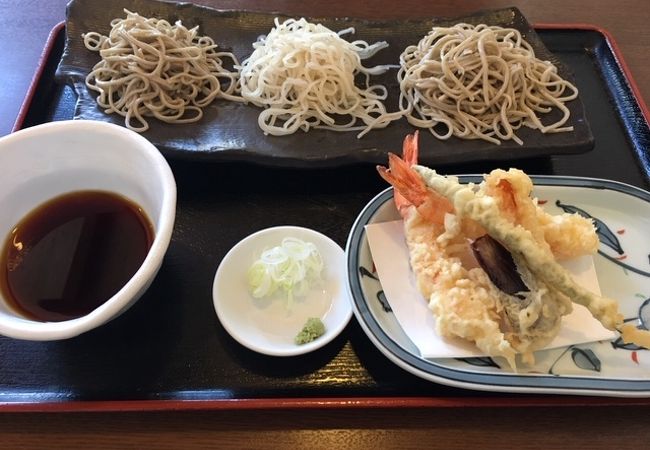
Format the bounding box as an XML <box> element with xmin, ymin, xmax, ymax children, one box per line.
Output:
<box><xmin>413</xmin><ymin>164</ymin><xmax>622</xmax><ymax>331</ymax></box>
<box><xmin>377</xmin><ymin>132</ymin><xmax>624</xmax><ymax>369</ymax></box>
<box><xmin>483</xmin><ymin>169</ymin><xmax>599</xmax><ymax>259</ymax></box>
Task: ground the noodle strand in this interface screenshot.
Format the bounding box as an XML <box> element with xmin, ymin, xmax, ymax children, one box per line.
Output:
<box><xmin>237</xmin><ymin>18</ymin><xmax>401</xmax><ymax>138</ymax></box>
<box><xmin>83</xmin><ymin>9</ymin><xmax>244</xmax><ymax>132</ymax></box>
<box><xmin>397</xmin><ymin>24</ymin><xmax>578</xmax><ymax>144</ymax></box>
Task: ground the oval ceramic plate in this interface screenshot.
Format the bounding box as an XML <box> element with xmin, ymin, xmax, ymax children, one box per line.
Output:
<box><xmin>346</xmin><ymin>176</ymin><xmax>650</xmax><ymax>397</ymax></box>
<box><xmin>213</xmin><ymin>226</ymin><xmax>352</xmax><ymax>356</ymax></box>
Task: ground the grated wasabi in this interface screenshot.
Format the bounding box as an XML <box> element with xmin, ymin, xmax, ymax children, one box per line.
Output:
<box><xmin>294</xmin><ymin>317</ymin><xmax>326</xmax><ymax>345</ymax></box>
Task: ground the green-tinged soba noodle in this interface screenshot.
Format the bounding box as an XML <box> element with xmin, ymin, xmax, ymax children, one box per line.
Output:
<box><xmin>82</xmin><ymin>9</ymin><xmax>244</xmax><ymax>132</ymax></box>
<box><xmin>397</xmin><ymin>23</ymin><xmax>578</xmax><ymax>145</ymax></box>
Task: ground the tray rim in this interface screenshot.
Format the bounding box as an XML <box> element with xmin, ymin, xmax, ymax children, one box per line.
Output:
<box><xmin>12</xmin><ymin>22</ymin><xmax>66</xmax><ymax>134</ymax></box>
<box><xmin>3</xmin><ymin>394</ymin><xmax>650</xmax><ymax>413</ymax></box>
<box><xmin>534</xmin><ymin>22</ymin><xmax>650</xmax><ymax>130</ymax></box>
<box><xmin>5</xmin><ymin>20</ymin><xmax>650</xmax><ymax>412</ymax></box>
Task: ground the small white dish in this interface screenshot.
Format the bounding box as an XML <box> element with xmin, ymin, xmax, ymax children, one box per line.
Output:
<box><xmin>213</xmin><ymin>226</ymin><xmax>352</xmax><ymax>356</ymax></box>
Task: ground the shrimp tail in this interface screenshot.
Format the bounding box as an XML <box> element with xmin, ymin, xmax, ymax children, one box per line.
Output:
<box><xmin>402</xmin><ymin>130</ymin><xmax>419</xmax><ymax>166</ymax></box>
<box><xmin>376</xmin><ymin>132</ymin><xmax>428</xmax><ymax>212</ymax></box>
<box><xmin>377</xmin><ymin>132</ymin><xmax>454</xmax><ymax>224</ymax></box>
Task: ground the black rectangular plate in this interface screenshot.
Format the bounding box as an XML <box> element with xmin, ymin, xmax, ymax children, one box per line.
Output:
<box><xmin>4</xmin><ymin>22</ymin><xmax>650</xmax><ymax>408</ymax></box>
<box><xmin>54</xmin><ymin>0</ymin><xmax>594</xmax><ymax>167</ymax></box>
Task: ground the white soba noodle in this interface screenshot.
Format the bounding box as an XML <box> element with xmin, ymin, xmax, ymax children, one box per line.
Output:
<box><xmin>238</xmin><ymin>18</ymin><xmax>399</xmax><ymax>138</ymax></box>
<box><xmin>83</xmin><ymin>9</ymin><xmax>243</xmax><ymax>132</ymax></box>
<box><xmin>398</xmin><ymin>23</ymin><xmax>579</xmax><ymax>144</ymax></box>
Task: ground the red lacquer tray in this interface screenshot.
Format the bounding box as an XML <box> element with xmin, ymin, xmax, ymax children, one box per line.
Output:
<box><xmin>4</xmin><ymin>20</ymin><xmax>650</xmax><ymax>411</ymax></box>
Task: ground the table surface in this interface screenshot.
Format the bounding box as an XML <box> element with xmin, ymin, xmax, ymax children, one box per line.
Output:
<box><xmin>1</xmin><ymin>0</ymin><xmax>649</xmax><ymax>448</ymax></box>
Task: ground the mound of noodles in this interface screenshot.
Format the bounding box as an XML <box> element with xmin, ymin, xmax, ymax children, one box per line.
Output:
<box><xmin>238</xmin><ymin>17</ymin><xmax>400</xmax><ymax>138</ymax></box>
<box><xmin>397</xmin><ymin>23</ymin><xmax>579</xmax><ymax>144</ymax></box>
<box><xmin>83</xmin><ymin>9</ymin><xmax>243</xmax><ymax>132</ymax></box>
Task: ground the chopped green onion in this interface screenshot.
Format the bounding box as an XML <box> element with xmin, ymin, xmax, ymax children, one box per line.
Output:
<box><xmin>248</xmin><ymin>237</ymin><xmax>324</xmax><ymax>308</ymax></box>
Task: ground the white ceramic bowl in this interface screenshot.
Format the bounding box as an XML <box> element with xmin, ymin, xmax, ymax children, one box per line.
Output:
<box><xmin>213</xmin><ymin>226</ymin><xmax>352</xmax><ymax>356</ymax></box>
<box><xmin>0</xmin><ymin>120</ymin><xmax>176</xmax><ymax>340</ymax></box>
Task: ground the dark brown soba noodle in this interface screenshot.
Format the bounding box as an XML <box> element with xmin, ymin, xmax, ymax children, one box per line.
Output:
<box><xmin>83</xmin><ymin>9</ymin><xmax>243</xmax><ymax>132</ymax></box>
<box><xmin>397</xmin><ymin>24</ymin><xmax>579</xmax><ymax>145</ymax></box>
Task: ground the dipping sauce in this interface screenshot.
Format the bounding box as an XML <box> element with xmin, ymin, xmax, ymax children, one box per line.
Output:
<box><xmin>0</xmin><ymin>191</ymin><xmax>154</xmax><ymax>322</ymax></box>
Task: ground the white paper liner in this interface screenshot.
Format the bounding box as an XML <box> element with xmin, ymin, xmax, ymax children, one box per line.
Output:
<box><xmin>365</xmin><ymin>220</ymin><xmax>615</xmax><ymax>359</ymax></box>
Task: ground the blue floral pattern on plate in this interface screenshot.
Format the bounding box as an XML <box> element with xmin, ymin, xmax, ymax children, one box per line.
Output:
<box><xmin>346</xmin><ymin>176</ymin><xmax>650</xmax><ymax>396</ymax></box>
